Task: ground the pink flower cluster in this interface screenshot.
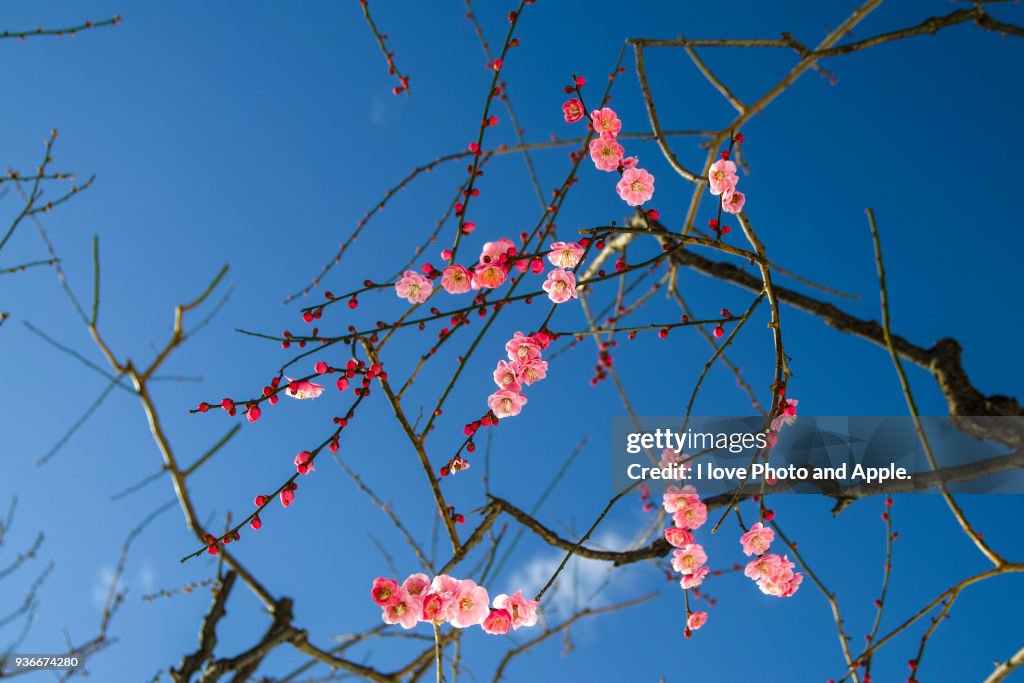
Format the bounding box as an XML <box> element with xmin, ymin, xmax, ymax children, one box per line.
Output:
<box><xmin>739</xmin><ymin>521</ymin><xmax>803</xmax><ymax>597</ymax></box>
<box><xmin>562</xmin><ymin>98</ymin><xmax>654</xmax><ymax>207</ymax></box>
<box><xmin>662</xmin><ymin>484</ymin><xmax>711</xmax><ymax>635</ymax></box>
<box><xmin>707</xmin><ymin>156</ymin><xmax>746</xmax><ymax>215</ymax></box>
<box><xmin>487</xmin><ymin>331</ymin><xmax>550</xmax><ymax>419</ymax></box>
<box><xmin>371</xmin><ymin>574</ymin><xmax>538</xmax><ymax>634</ymax></box>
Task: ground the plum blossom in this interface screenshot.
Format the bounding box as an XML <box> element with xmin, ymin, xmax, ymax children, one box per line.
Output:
<box><xmin>488</xmin><ymin>389</ymin><xmax>527</xmax><ymax>419</ymax></box>
<box><xmin>492</xmin><ymin>360</ymin><xmax>523</xmax><ymax>392</ymax></box>
<box><xmin>493</xmin><ymin>591</ymin><xmax>539</xmax><ymax>629</ymax></box>
<box><xmin>687</xmin><ymin>611</ymin><xmax>708</xmax><ymax>632</ymax></box>
<box><xmin>402</xmin><ymin>573</ymin><xmax>430</xmax><ymax>598</ymax></box>
<box><xmin>590</xmin><ymin>107</ymin><xmax>622</xmax><ymax>137</ymax></box>
<box><xmin>770</xmin><ymin>398</ymin><xmax>798</xmax><ymax>432</ymax></box>
<box><xmin>746</xmin><ymin>554</ymin><xmax>803</xmax><ymax>598</ymax></box>
<box><xmin>740</xmin><ymin>522</ymin><xmax>775</xmax><ymax>556</ymax></box>
<box><xmin>708</xmin><ymin>159</ymin><xmax>738</xmax><ymax>196</ymax></box>
<box><xmin>381</xmin><ymin>589</ymin><xmax>420</xmax><ymax>629</ymax></box>
<box><xmin>505</xmin><ymin>331</ymin><xmax>542</xmax><ymax>362</ymax></box>
<box><xmin>562</xmin><ymin>98</ymin><xmax>584</xmax><ymax>123</ymax></box>
<box><xmin>662</xmin><ymin>485</ymin><xmax>699</xmax><ymax>515</ymax></box>
<box><xmin>473</xmin><ymin>263</ymin><xmax>508</xmax><ymax>290</ymax></box>
<box><xmin>449</xmin><ymin>580</ymin><xmax>490</xmax><ymax>628</ymax></box>
<box><xmin>285</xmin><ymin>378</ymin><xmax>324</xmax><ymax>400</ymax></box>
<box><xmin>371</xmin><ymin>577</ymin><xmax>400</xmax><ymax>607</ymax></box>
<box><xmin>512</xmin><ymin>358</ymin><xmax>548</xmax><ymax>385</ymax></box>
<box><xmin>671</xmin><ymin>544</ymin><xmax>708</xmax><ymax>575</ymax></box>
<box><xmin>547</xmin><ymin>241</ymin><xmax>586</xmax><ymax>268</ymax></box>
<box><xmin>665</xmin><ymin>526</ymin><xmax>695</xmax><ymax>548</ymax></box>
<box><xmin>673</xmin><ymin>499</ymin><xmax>708</xmax><ymax>531</ymax></box>
<box><xmin>479</xmin><ymin>238</ymin><xmax>516</xmax><ymax>265</ymax></box>
<box><xmin>395</xmin><ymin>270</ymin><xmax>432</xmax><ymax>304</ymax></box>
<box><xmin>680</xmin><ymin>565</ymin><xmax>710</xmax><ymax>589</ymax></box>
<box><xmin>721</xmin><ymin>188</ymin><xmax>746</xmax><ymax>215</ymax></box>
<box><xmin>481</xmin><ymin>608</ymin><xmax>513</xmax><ymax>634</ymax></box>
<box><xmin>441</xmin><ymin>265</ymin><xmax>473</xmax><ymax>294</ymax></box>
<box><xmin>616</xmin><ymin>167</ymin><xmax>655</xmax><ymax>206</ymax></box>
<box><xmin>589</xmin><ymin>136</ymin><xmax>624</xmax><ymax>172</ymax></box>
<box><xmin>542</xmin><ymin>269</ymin><xmax>579</xmax><ymax>304</ymax></box>
<box><xmin>620</xmin><ymin>156</ymin><xmax>639</xmax><ymax>169</ymax></box>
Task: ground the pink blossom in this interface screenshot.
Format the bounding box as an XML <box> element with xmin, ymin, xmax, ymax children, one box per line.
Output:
<box><xmin>285</xmin><ymin>378</ymin><xmax>324</xmax><ymax>400</ymax></box>
<box><xmin>547</xmin><ymin>241</ymin><xmax>585</xmax><ymax>269</ymax></box>
<box><xmin>472</xmin><ymin>263</ymin><xmax>508</xmax><ymax>290</ymax></box>
<box><xmin>481</xmin><ymin>608</ymin><xmax>513</xmax><ymax>634</ymax></box>
<box><xmin>542</xmin><ymin>269</ymin><xmax>579</xmax><ymax>304</ymax></box>
<box><xmin>758</xmin><ymin>570</ymin><xmax>803</xmax><ymax>598</ymax></box>
<box><xmin>381</xmin><ymin>589</ymin><xmax>420</xmax><ymax>629</ymax></box>
<box><xmin>743</xmin><ymin>553</ymin><xmax>783</xmax><ymax>581</ymax></box>
<box><xmin>770</xmin><ymin>398</ymin><xmax>798</xmax><ymax>432</ymax></box>
<box><xmin>589</xmin><ymin>136</ymin><xmax>624</xmax><ymax>172</ymax></box>
<box><xmin>402</xmin><ymin>573</ymin><xmax>431</xmax><ymax>598</ymax></box>
<box><xmin>671</xmin><ymin>544</ymin><xmax>708</xmax><ymax>575</ymax></box>
<box><xmin>749</xmin><ymin>554</ymin><xmax>803</xmax><ymax>598</ymax></box>
<box><xmin>740</xmin><ymin>522</ymin><xmax>775</xmax><ymax>556</ymax></box>
<box><xmin>371</xmin><ymin>577</ymin><xmax>401</xmax><ymax>607</ymax></box>
<box><xmin>590</xmin><ymin>108</ymin><xmax>622</xmax><ymax>137</ymax></box>
<box><xmin>673</xmin><ymin>500</ymin><xmax>708</xmax><ymax>531</ymax></box>
<box><xmin>721</xmin><ymin>188</ymin><xmax>746</xmax><ymax>215</ymax></box>
<box><xmin>664</xmin><ymin>527</ymin><xmax>695</xmax><ymax>548</ymax></box>
<box><xmin>562</xmin><ymin>99</ymin><xmax>584</xmax><ymax>123</ymax></box>
<box><xmin>620</xmin><ymin>156</ymin><xmax>638</xmax><ymax>169</ymax></box>
<box><xmin>505</xmin><ymin>331</ymin><xmax>543</xmax><ymax>362</ymax></box>
<box><xmin>511</xmin><ymin>358</ymin><xmax>548</xmax><ymax>385</ymax></box>
<box><xmin>479</xmin><ymin>238</ymin><xmax>516</xmax><ymax>265</ymax></box>
<box><xmin>662</xmin><ymin>485</ymin><xmax>699</xmax><ymax>514</ymax></box>
<box><xmin>679</xmin><ymin>565</ymin><xmax>710</xmax><ymax>589</ymax></box>
<box><xmin>421</xmin><ymin>592</ymin><xmax>451</xmax><ymax>623</ymax></box>
<box><xmin>449</xmin><ymin>579</ymin><xmax>490</xmax><ymax>628</ymax></box>
<box><xmin>708</xmin><ymin>159</ymin><xmax>738</xmax><ymax>196</ymax></box>
<box><xmin>687</xmin><ymin>611</ymin><xmax>708</xmax><ymax>631</ymax></box>
<box><xmin>441</xmin><ymin>265</ymin><xmax>473</xmax><ymax>294</ymax></box>
<box><xmin>395</xmin><ymin>270</ymin><xmax>433</xmax><ymax>304</ymax></box>
<box><xmin>488</xmin><ymin>389</ymin><xmax>527</xmax><ymax>419</ymax></box>
<box><xmin>616</xmin><ymin>167</ymin><xmax>655</xmax><ymax>206</ymax></box>
<box><xmin>492</xmin><ymin>360</ymin><xmax>523</xmax><ymax>392</ymax></box>
<box><xmin>492</xmin><ymin>591</ymin><xmax>538</xmax><ymax>629</ymax></box>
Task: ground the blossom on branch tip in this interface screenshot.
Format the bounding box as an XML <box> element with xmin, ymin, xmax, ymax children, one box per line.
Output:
<box><xmin>616</xmin><ymin>167</ymin><xmax>655</xmax><ymax>206</ymax></box>
<box><xmin>542</xmin><ymin>268</ymin><xmax>579</xmax><ymax>304</ymax></box>
<box><xmin>395</xmin><ymin>270</ymin><xmax>432</xmax><ymax>304</ymax></box>
<box><xmin>687</xmin><ymin>611</ymin><xmax>708</xmax><ymax>631</ymax></box>
<box><xmin>371</xmin><ymin>577</ymin><xmax>401</xmax><ymax>607</ymax></box>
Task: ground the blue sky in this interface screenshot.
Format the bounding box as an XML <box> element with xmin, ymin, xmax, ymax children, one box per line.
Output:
<box><xmin>1</xmin><ymin>1</ymin><xmax>1022</xmax><ymax>681</ymax></box>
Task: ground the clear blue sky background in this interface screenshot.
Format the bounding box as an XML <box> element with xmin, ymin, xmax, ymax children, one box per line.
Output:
<box><xmin>1</xmin><ymin>1</ymin><xmax>1022</xmax><ymax>681</ymax></box>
